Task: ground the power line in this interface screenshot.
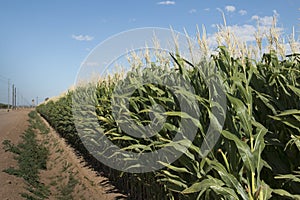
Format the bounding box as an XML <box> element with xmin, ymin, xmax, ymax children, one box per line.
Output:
<box><xmin>0</xmin><ymin>75</ymin><xmax>10</xmax><ymax>110</ymax></box>
<box><xmin>0</xmin><ymin>75</ymin><xmax>34</xmax><ymax>108</ymax></box>
<box><xmin>17</xmin><ymin>91</ymin><xmax>31</xmax><ymax>107</ymax></box>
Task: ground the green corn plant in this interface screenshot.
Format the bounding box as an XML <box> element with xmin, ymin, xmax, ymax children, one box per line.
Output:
<box><xmin>36</xmin><ymin>35</ymin><xmax>300</xmax><ymax>199</ymax></box>
<box><xmin>160</xmin><ymin>49</ymin><xmax>300</xmax><ymax>199</ymax></box>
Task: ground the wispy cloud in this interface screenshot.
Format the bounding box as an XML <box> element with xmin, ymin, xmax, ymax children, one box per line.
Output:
<box><xmin>225</xmin><ymin>5</ymin><xmax>236</xmax><ymax>12</ymax></box>
<box><xmin>189</xmin><ymin>9</ymin><xmax>196</xmax><ymax>14</ymax></box>
<box><xmin>210</xmin><ymin>12</ymin><xmax>282</xmax><ymax>45</ymax></box>
<box><xmin>216</xmin><ymin>8</ymin><xmax>223</xmax><ymax>13</ymax></box>
<box><xmin>251</xmin><ymin>10</ymin><xmax>279</xmax><ymax>27</ymax></box>
<box><xmin>72</xmin><ymin>34</ymin><xmax>94</xmax><ymax>41</ymax></box>
<box><xmin>204</xmin><ymin>8</ymin><xmax>210</xmax><ymax>11</ymax></box>
<box><xmin>205</xmin><ymin>11</ymin><xmax>290</xmax><ymax>56</ymax></box>
<box><xmin>129</xmin><ymin>18</ymin><xmax>136</xmax><ymax>23</ymax></box>
<box><xmin>206</xmin><ymin>24</ymin><xmax>256</xmax><ymax>48</ymax></box>
<box><xmin>239</xmin><ymin>9</ymin><xmax>247</xmax><ymax>16</ymax></box>
<box><xmin>251</xmin><ymin>15</ymin><xmax>259</xmax><ymax>21</ymax></box>
<box><xmin>273</xmin><ymin>10</ymin><xmax>279</xmax><ymax>17</ymax></box>
<box><xmin>157</xmin><ymin>1</ymin><xmax>175</xmax><ymax>5</ymax></box>
<box><xmin>251</xmin><ymin>15</ymin><xmax>274</xmax><ymax>27</ymax></box>
<box><xmin>227</xmin><ymin>24</ymin><xmax>256</xmax><ymax>42</ymax></box>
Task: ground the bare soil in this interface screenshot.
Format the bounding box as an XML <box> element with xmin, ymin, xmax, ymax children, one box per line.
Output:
<box><xmin>0</xmin><ymin>109</ymin><xmax>126</xmax><ymax>200</ymax></box>
<box><xmin>38</xmin><ymin>115</ymin><xmax>126</xmax><ymax>200</ymax></box>
<box><xmin>0</xmin><ymin>109</ymin><xmax>31</xmax><ymax>200</ymax></box>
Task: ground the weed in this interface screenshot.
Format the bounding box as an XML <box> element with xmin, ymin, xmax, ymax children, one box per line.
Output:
<box><xmin>2</xmin><ymin>111</ymin><xmax>50</xmax><ymax>199</ymax></box>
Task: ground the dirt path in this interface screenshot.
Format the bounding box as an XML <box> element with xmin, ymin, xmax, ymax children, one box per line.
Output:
<box><xmin>0</xmin><ymin>109</ymin><xmax>32</xmax><ymax>200</ymax></box>
<box><xmin>38</xmin><ymin>115</ymin><xmax>126</xmax><ymax>200</ymax></box>
<box><xmin>0</xmin><ymin>110</ymin><xmax>125</xmax><ymax>199</ymax></box>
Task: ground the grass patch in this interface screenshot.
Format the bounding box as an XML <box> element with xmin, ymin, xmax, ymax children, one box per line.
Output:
<box><xmin>61</xmin><ymin>161</ymin><xmax>72</xmax><ymax>172</ymax></box>
<box><xmin>57</xmin><ymin>172</ymin><xmax>79</xmax><ymax>200</ymax></box>
<box><xmin>3</xmin><ymin>110</ymin><xmax>84</xmax><ymax>199</ymax></box>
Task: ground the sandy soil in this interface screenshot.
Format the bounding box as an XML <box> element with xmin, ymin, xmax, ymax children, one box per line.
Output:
<box><xmin>38</xmin><ymin>115</ymin><xmax>126</xmax><ymax>200</ymax></box>
<box><xmin>0</xmin><ymin>109</ymin><xmax>126</xmax><ymax>200</ymax></box>
<box><xmin>0</xmin><ymin>109</ymin><xmax>31</xmax><ymax>200</ymax></box>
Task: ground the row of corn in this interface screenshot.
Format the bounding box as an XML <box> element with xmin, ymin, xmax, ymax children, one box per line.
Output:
<box><xmin>37</xmin><ymin>46</ymin><xmax>300</xmax><ymax>199</ymax></box>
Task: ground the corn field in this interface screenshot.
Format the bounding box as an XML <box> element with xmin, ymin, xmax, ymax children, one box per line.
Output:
<box><xmin>37</xmin><ymin>23</ymin><xmax>300</xmax><ymax>200</ymax></box>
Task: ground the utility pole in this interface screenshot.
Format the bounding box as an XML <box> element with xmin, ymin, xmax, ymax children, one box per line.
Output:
<box><xmin>12</xmin><ymin>84</ymin><xmax>14</xmax><ymax>110</ymax></box>
<box><xmin>21</xmin><ymin>95</ymin><xmax>23</xmax><ymax>108</ymax></box>
<box><xmin>7</xmin><ymin>79</ymin><xmax>10</xmax><ymax>111</ymax></box>
<box><xmin>14</xmin><ymin>87</ymin><xmax>16</xmax><ymax>109</ymax></box>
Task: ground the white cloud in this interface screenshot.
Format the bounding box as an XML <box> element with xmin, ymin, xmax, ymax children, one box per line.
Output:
<box><xmin>157</xmin><ymin>1</ymin><xmax>175</xmax><ymax>5</ymax></box>
<box><xmin>206</xmin><ymin>24</ymin><xmax>256</xmax><ymax>49</ymax></box>
<box><xmin>250</xmin><ymin>13</ymin><xmax>283</xmax><ymax>41</ymax></box>
<box><xmin>251</xmin><ymin>15</ymin><xmax>274</xmax><ymax>27</ymax></box>
<box><xmin>204</xmin><ymin>10</ymin><xmax>292</xmax><ymax>57</ymax></box>
<box><xmin>259</xmin><ymin>16</ymin><xmax>274</xmax><ymax>26</ymax></box>
<box><xmin>239</xmin><ymin>10</ymin><xmax>247</xmax><ymax>16</ymax></box>
<box><xmin>228</xmin><ymin>24</ymin><xmax>257</xmax><ymax>42</ymax></box>
<box><xmin>206</xmin><ymin>33</ymin><xmax>218</xmax><ymax>49</ymax></box>
<box><xmin>208</xmin><ymin>12</ymin><xmax>283</xmax><ymax>48</ymax></box>
<box><xmin>225</xmin><ymin>5</ymin><xmax>236</xmax><ymax>12</ymax></box>
<box><xmin>251</xmin><ymin>15</ymin><xmax>259</xmax><ymax>21</ymax></box>
<box><xmin>189</xmin><ymin>9</ymin><xmax>196</xmax><ymax>14</ymax></box>
<box><xmin>251</xmin><ymin>10</ymin><xmax>280</xmax><ymax>27</ymax></box>
<box><xmin>273</xmin><ymin>10</ymin><xmax>279</xmax><ymax>17</ymax></box>
<box><xmin>72</xmin><ymin>34</ymin><xmax>94</xmax><ymax>41</ymax></box>
<box><xmin>204</xmin><ymin>8</ymin><xmax>210</xmax><ymax>11</ymax></box>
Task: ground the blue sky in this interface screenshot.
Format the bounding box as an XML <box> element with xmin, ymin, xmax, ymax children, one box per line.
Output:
<box><xmin>0</xmin><ymin>0</ymin><xmax>299</xmax><ymax>105</ymax></box>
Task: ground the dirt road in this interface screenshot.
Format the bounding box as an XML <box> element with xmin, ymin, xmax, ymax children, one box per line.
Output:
<box><xmin>0</xmin><ymin>109</ymin><xmax>31</xmax><ymax>200</ymax></box>
<box><xmin>0</xmin><ymin>109</ymin><xmax>125</xmax><ymax>200</ymax></box>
